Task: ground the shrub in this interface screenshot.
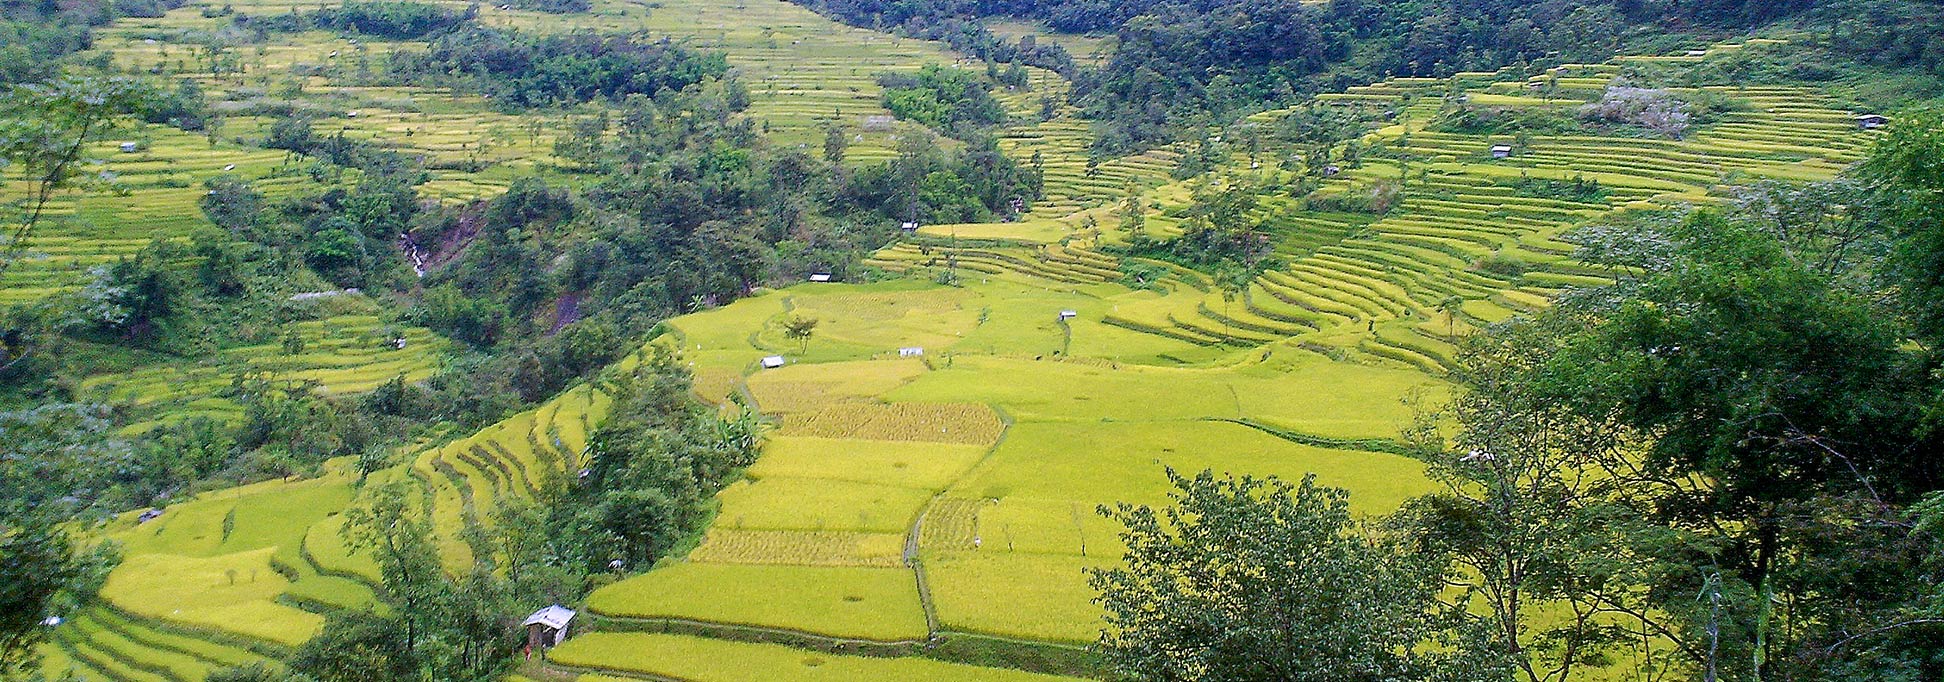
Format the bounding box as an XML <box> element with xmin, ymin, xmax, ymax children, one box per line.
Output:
<box><xmin>876</xmin><ymin>64</ymin><xmax>1004</xmax><ymax>138</ymax></box>
<box><xmin>503</xmin><ymin>0</ymin><xmax>589</xmax><ymax>12</ymax></box>
<box><xmin>1500</xmin><ymin>174</ymin><xmax>1608</xmax><ymax>203</ymax></box>
<box><xmin>1472</xmin><ymin>253</ymin><xmax>1529</xmax><ymax>277</ymax></box>
<box><xmin>1308</xmin><ymin>179</ymin><xmax>1403</xmax><ymax>215</ymax></box>
<box><xmin>1430</xmin><ymin>103</ymin><xmax>1584</xmax><ymax>136</ymax></box>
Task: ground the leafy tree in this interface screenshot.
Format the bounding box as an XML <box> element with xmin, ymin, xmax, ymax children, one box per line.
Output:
<box><xmin>304</xmin><ymin>224</ymin><xmax>363</xmax><ymax>274</ymax></box>
<box><xmin>822</xmin><ymin>124</ymin><xmax>848</xmax><ymax>165</ymax></box>
<box><xmin>309</xmin><ymin>1</ymin><xmax>471</xmax><ymax>39</ymax></box>
<box><xmin>1437</xmin><ymin>295</ymin><xmax>1464</xmax><ymax>339</ymax></box>
<box><xmin>501</xmin><ymin>0</ymin><xmax>589</xmax><ymax>13</ymax></box>
<box><xmin>413</xmin><ymin>284</ymin><xmax>505</xmax><ymax>349</ymax></box>
<box><xmin>390</xmin><ymin>27</ymin><xmax>731</xmax><ymax>110</ymax></box>
<box><xmin>341</xmin><ymin>482</ymin><xmax>444</xmax><ymax>657</ymax></box>
<box><xmin>1452</xmin><ymin>198</ymin><xmax>1944</xmax><ymax>678</ymax></box>
<box><xmin>1090</xmin><ymin>469</ymin><xmax>1509</xmax><ymax>682</ymax></box>
<box><xmin>1402</xmin><ymin>327</ymin><xmax>1676</xmax><ymax>682</ymax></box>
<box><xmin>1212</xmin><ymin>264</ymin><xmax>1249</xmax><ymax>319</ymax></box>
<box><xmin>546</xmin><ymin>348</ymin><xmax>762</xmax><ymax>572</ymax></box>
<box><xmin>0</xmin><ymin>509</ymin><xmax>80</xmax><ymax>676</ymax></box>
<box><xmin>1863</xmin><ymin>108</ymin><xmax>1944</xmax><ymax>345</ymax></box>
<box><xmin>289</xmin><ymin>610</ymin><xmax>415</xmax><ymax>682</ymax></box>
<box><xmin>781</xmin><ymin>315</ymin><xmax>817</xmax><ymax>354</ymax></box>
<box><xmin>554</xmin><ymin>113</ymin><xmax>608</xmax><ymax>170</ymax></box>
<box><xmin>1117</xmin><ymin>185</ymin><xmax>1146</xmax><ymax>243</ymax></box>
<box><xmin>263</xmin><ymin>115</ymin><xmax>315</xmax><ymax>153</ymax></box>
<box><xmin>1143</xmin><ymin>182</ymin><xmax>1272</xmax><ymax>272</ymax></box>
<box><xmin>0</xmin><ymin>402</ymin><xmax>130</xmax><ymax>676</ymax></box>
<box><xmin>0</xmin><ymin>13</ymin><xmax>98</xmax><ymax>86</ymax></box>
<box><xmin>281</xmin><ymin>328</ymin><xmax>306</xmax><ymax>355</ymax></box>
<box><xmin>208</xmin><ymin>662</ymin><xmax>317</xmax><ymax>682</ymax></box>
<box><xmin>877</xmin><ymin>64</ymin><xmax>1004</xmax><ymax>138</ymax></box>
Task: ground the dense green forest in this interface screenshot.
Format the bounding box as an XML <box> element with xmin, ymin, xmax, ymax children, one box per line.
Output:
<box><xmin>5</xmin><ymin>0</ymin><xmax>1944</xmax><ymax>680</ymax></box>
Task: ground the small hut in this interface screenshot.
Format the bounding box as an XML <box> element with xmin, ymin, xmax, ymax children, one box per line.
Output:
<box><xmin>900</xmin><ymin>221</ymin><xmax>920</xmax><ymax>233</ymax></box>
<box><xmin>521</xmin><ymin>605</ymin><xmax>575</xmax><ymax>652</ymax></box>
<box><xmin>137</xmin><ymin>509</ymin><xmax>165</xmax><ymax>524</ymax></box>
<box><xmin>899</xmin><ymin>347</ymin><xmax>924</xmax><ymax>357</ymax></box>
<box><xmin>1490</xmin><ymin>144</ymin><xmax>1514</xmax><ymax>159</ymax></box>
<box><xmin>808</xmin><ymin>273</ymin><xmax>833</xmax><ymax>283</ymax></box>
<box><xmin>1058</xmin><ymin>310</ymin><xmax>1079</xmax><ymax>321</ymax></box>
<box><xmin>119</xmin><ymin>142</ymin><xmax>139</xmax><ymax>153</ymax></box>
<box><xmin>1856</xmin><ymin>114</ymin><xmax>1890</xmax><ymax>130</ymax></box>
<box><xmin>761</xmin><ymin>355</ymin><xmax>787</xmax><ymax>369</ymax></box>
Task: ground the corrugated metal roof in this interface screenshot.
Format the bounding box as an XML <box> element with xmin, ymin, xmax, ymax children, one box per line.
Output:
<box><xmin>522</xmin><ymin>605</ymin><xmax>575</xmax><ymax>630</ymax></box>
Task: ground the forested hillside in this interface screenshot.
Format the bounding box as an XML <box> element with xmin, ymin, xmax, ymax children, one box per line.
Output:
<box><xmin>794</xmin><ymin>0</ymin><xmax>1944</xmax><ymax>150</ymax></box>
<box><xmin>4</xmin><ymin>0</ymin><xmax>1944</xmax><ymax>680</ymax></box>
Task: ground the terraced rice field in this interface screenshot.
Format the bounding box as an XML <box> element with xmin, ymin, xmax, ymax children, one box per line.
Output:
<box><xmin>577</xmin><ymin>274</ymin><xmax>1443</xmax><ymax>676</ymax></box>
<box><xmin>38</xmin><ymin>0</ymin><xmax>1884</xmax><ymax>676</ymax></box>
<box><xmin>79</xmin><ymin>310</ymin><xmax>450</xmax><ymax>432</ymax></box>
<box><xmin>22</xmin><ymin>9</ymin><xmax>579</xmax><ymax>313</ymax></box>
<box><xmin>9</xmin><ymin>18</ymin><xmax>565</xmax><ymax>671</ymax></box>
<box><xmin>0</xmin><ymin>131</ymin><xmax>290</xmax><ymax>304</ymax></box>
<box><xmin>211</xmin><ymin>0</ymin><xmax>971</xmax><ymax>164</ymax></box>
<box><xmin>551</xmin><ymin>632</ymin><xmax>1079</xmax><ymax>682</ymax></box>
<box><xmin>873</xmin><ymin>48</ymin><xmax>1874</xmax><ymax>375</ymax></box>
<box><xmin>565</xmin><ymin>36</ymin><xmax>1873</xmax><ymax>682</ymax></box>
<box><xmin>38</xmin><ymin>466</ymin><xmax>353</xmax><ymax>680</ymax></box>
<box><xmin>42</xmin><ymin>373</ymin><xmax>614</xmax><ymax>680</ymax></box>
<box><xmin>407</xmin><ymin>381</ymin><xmax>615</xmax><ymax>568</ymax></box>
<box><xmin>8</xmin><ymin>19</ymin><xmax>474</xmax><ymax>435</ymax></box>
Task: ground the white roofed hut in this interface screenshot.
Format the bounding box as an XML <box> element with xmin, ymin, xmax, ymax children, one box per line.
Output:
<box><xmin>1856</xmin><ymin>114</ymin><xmax>1890</xmax><ymax>130</ymax></box>
<box><xmin>809</xmin><ymin>272</ymin><xmax>833</xmax><ymax>283</ymax></box>
<box><xmin>761</xmin><ymin>355</ymin><xmax>786</xmax><ymax>369</ymax></box>
<box><xmin>1490</xmin><ymin>144</ymin><xmax>1514</xmax><ymax>159</ymax></box>
<box><xmin>522</xmin><ymin>605</ymin><xmax>575</xmax><ymax>653</ymax></box>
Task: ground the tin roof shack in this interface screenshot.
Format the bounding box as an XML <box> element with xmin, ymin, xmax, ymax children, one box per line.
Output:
<box><xmin>522</xmin><ymin>605</ymin><xmax>575</xmax><ymax>653</ymax></box>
